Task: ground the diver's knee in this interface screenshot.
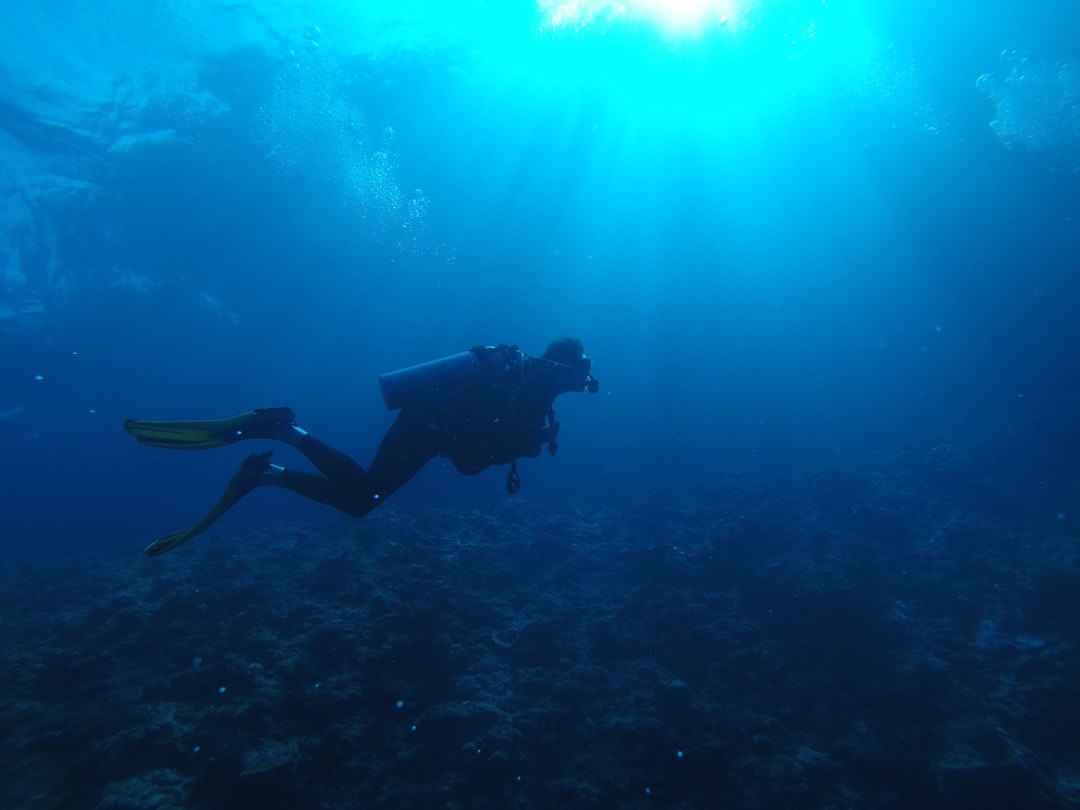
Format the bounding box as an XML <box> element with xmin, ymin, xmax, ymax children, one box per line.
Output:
<box><xmin>343</xmin><ymin>491</ymin><xmax>383</xmax><ymax>517</ymax></box>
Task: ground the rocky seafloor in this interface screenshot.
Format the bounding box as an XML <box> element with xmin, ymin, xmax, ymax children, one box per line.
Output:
<box><xmin>2</xmin><ymin>439</ymin><xmax>1080</xmax><ymax>809</ymax></box>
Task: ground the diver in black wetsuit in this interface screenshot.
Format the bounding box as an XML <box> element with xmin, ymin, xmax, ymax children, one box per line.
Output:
<box><xmin>125</xmin><ymin>337</ymin><xmax>598</xmax><ymax>556</ymax></box>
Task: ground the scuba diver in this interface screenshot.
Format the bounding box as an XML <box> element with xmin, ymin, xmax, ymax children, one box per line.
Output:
<box><xmin>125</xmin><ymin>337</ymin><xmax>599</xmax><ymax>557</ymax></box>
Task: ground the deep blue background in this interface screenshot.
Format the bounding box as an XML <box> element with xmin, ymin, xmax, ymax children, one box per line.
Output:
<box><xmin>1</xmin><ymin>0</ymin><xmax>1078</xmax><ymax>559</ymax></box>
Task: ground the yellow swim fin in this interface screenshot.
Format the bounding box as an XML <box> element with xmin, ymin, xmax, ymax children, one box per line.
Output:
<box><xmin>124</xmin><ymin>408</ymin><xmax>295</xmax><ymax>450</ymax></box>
<box><xmin>143</xmin><ymin>451</ymin><xmax>275</xmax><ymax>557</ymax></box>
<box><xmin>144</xmin><ymin>529</ymin><xmax>196</xmax><ymax>557</ymax></box>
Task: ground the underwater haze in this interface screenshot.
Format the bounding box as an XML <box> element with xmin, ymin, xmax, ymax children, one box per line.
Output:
<box><xmin>3</xmin><ymin>1</ymin><xmax>1080</xmax><ymax>808</ymax></box>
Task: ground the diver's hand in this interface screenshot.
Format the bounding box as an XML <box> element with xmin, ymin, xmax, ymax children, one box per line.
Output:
<box><xmin>542</xmin><ymin>421</ymin><xmax>560</xmax><ymax>454</ymax></box>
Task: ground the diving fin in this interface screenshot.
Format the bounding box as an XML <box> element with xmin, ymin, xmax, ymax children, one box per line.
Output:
<box><xmin>124</xmin><ymin>407</ymin><xmax>295</xmax><ymax>450</ymax></box>
<box><xmin>144</xmin><ymin>529</ymin><xmax>197</xmax><ymax>558</ymax></box>
<box><xmin>144</xmin><ymin>451</ymin><xmax>274</xmax><ymax>556</ymax></box>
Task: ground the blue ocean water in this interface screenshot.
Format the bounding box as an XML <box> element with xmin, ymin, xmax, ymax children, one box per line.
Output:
<box><xmin>2</xmin><ymin>2</ymin><xmax>1080</xmax><ymax>807</ymax></box>
<box><xmin>0</xmin><ymin>0</ymin><xmax>1077</xmax><ymax>556</ymax></box>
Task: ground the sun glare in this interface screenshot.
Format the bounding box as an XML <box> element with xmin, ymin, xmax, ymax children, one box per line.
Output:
<box><xmin>634</xmin><ymin>0</ymin><xmax>736</xmax><ymax>34</ymax></box>
<box><xmin>542</xmin><ymin>0</ymin><xmax>740</xmax><ymax>36</ymax></box>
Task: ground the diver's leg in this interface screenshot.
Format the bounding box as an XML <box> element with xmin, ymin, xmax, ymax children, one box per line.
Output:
<box><xmin>144</xmin><ymin>412</ymin><xmax>440</xmax><ymax>555</ymax></box>
<box><xmin>261</xmin><ymin>449</ymin><xmax>379</xmax><ymax>517</ymax></box>
<box><xmin>143</xmin><ymin>440</ymin><xmax>370</xmax><ymax>555</ymax></box>
<box><xmin>363</xmin><ymin>409</ymin><xmax>440</xmax><ymax>500</ymax></box>
<box><xmin>265</xmin><ymin>410</ymin><xmax>438</xmax><ymax>517</ymax></box>
<box><xmin>266</xmin><ymin>469</ymin><xmax>359</xmax><ymax>510</ymax></box>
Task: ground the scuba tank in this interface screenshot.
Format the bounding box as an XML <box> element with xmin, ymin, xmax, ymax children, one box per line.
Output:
<box><xmin>378</xmin><ymin>345</ymin><xmax>522</xmax><ymax>410</ymax></box>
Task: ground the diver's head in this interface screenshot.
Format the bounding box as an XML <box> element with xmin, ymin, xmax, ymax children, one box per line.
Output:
<box><xmin>541</xmin><ymin>336</ymin><xmax>599</xmax><ymax>394</ymax></box>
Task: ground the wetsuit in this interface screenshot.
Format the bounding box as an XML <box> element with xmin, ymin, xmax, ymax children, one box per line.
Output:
<box><xmin>274</xmin><ymin>349</ymin><xmax>561</xmax><ymax>516</ymax></box>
